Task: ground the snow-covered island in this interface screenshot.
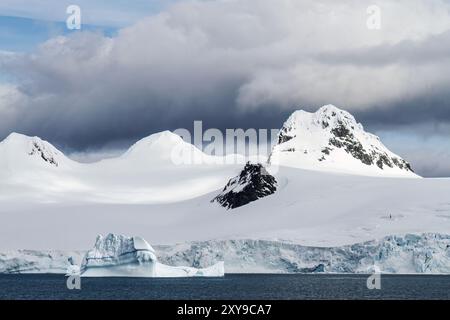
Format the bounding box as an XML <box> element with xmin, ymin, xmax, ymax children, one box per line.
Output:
<box><xmin>0</xmin><ymin>105</ymin><xmax>449</xmax><ymax>275</ymax></box>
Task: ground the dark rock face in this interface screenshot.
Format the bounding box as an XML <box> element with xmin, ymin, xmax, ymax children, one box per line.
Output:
<box><xmin>329</xmin><ymin>121</ymin><xmax>373</xmax><ymax>166</ymax></box>
<box><xmin>277</xmin><ymin>126</ymin><xmax>295</xmax><ymax>144</ymax></box>
<box><xmin>212</xmin><ymin>163</ymin><xmax>277</xmax><ymax>210</ymax></box>
<box><xmin>28</xmin><ymin>142</ymin><xmax>58</xmax><ymax>167</ymax></box>
<box><xmin>327</xmin><ymin>121</ymin><xmax>414</xmax><ymax>172</ymax></box>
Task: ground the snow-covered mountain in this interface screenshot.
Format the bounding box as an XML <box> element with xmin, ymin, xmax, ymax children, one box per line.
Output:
<box><xmin>120</xmin><ymin>130</ymin><xmax>209</xmax><ymax>165</ymax></box>
<box><xmin>0</xmin><ymin>131</ymin><xmax>241</xmax><ymax>203</ymax></box>
<box><xmin>269</xmin><ymin>105</ymin><xmax>417</xmax><ymax>177</ymax></box>
<box><xmin>0</xmin><ymin>132</ymin><xmax>74</xmax><ymax>171</ymax></box>
<box><xmin>0</xmin><ymin>133</ymin><xmax>85</xmax><ymax>200</ymax></box>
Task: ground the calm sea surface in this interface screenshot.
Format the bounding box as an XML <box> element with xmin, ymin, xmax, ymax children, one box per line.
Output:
<box><xmin>0</xmin><ymin>274</ymin><xmax>449</xmax><ymax>300</ymax></box>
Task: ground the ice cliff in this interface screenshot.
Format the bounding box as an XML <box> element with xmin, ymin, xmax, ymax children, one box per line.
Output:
<box><xmin>1</xmin><ymin>233</ymin><xmax>449</xmax><ymax>274</ymax></box>
<box><xmin>157</xmin><ymin>234</ymin><xmax>450</xmax><ymax>274</ymax></box>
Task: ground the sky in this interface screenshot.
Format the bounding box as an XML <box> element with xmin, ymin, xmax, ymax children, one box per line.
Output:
<box><xmin>0</xmin><ymin>0</ymin><xmax>450</xmax><ymax>177</ymax></box>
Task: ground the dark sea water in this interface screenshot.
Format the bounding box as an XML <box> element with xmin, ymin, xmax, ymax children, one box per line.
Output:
<box><xmin>0</xmin><ymin>274</ymin><xmax>449</xmax><ymax>300</ymax></box>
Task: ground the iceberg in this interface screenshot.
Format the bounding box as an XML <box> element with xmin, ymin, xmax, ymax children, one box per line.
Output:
<box><xmin>80</xmin><ymin>234</ymin><xmax>224</xmax><ymax>277</ymax></box>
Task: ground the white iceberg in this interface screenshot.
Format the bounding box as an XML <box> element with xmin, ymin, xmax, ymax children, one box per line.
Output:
<box><xmin>80</xmin><ymin>234</ymin><xmax>224</xmax><ymax>277</ymax></box>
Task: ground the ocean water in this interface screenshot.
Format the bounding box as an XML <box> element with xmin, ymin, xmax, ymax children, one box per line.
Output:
<box><xmin>0</xmin><ymin>274</ymin><xmax>449</xmax><ymax>300</ymax></box>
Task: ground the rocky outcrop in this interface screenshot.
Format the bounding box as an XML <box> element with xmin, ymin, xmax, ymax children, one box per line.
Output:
<box><xmin>212</xmin><ymin>162</ymin><xmax>277</xmax><ymax>209</ymax></box>
<box><xmin>28</xmin><ymin>141</ymin><xmax>59</xmax><ymax>167</ymax></box>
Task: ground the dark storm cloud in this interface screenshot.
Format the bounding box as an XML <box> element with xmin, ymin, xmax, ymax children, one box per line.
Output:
<box><xmin>0</xmin><ymin>0</ymin><xmax>449</xmax><ymax>178</ymax></box>
<box><xmin>356</xmin><ymin>94</ymin><xmax>450</xmax><ymax>130</ymax></box>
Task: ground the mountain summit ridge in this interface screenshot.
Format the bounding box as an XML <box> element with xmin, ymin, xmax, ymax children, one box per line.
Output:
<box><xmin>0</xmin><ymin>105</ymin><xmax>417</xmax><ymax>178</ymax></box>
<box><xmin>269</xmin><ymin>104</ymin><xmax>417</xmax><ymax>177</ymax></box>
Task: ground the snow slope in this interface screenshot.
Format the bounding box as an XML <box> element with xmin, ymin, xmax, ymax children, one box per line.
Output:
<box><xmin>0</xmin><ymin>131</ymin><xmax>242</xmax><ymax>204</ymax></box>
<box><xmin>1</xmin><ymin>166</ymin><xmax>449</xmax><ymax>250</ymax></box>
<box><xmin>269</xmin><ymin>105</ymin><xmax>417</xmax><ymax>177</ymax></box>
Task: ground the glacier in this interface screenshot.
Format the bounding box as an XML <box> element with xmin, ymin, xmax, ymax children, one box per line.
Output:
<box><xmin>1</xmin><ymin>233</ymin><xmax>449</xmax><ymax>275</ymax></box>
<box><xmin>157</xmin><ymin>233</ymin><xmax>450</xmax><ymax>274</ymax></box>
<box><xmin>0</xmin><ymin>250</ymin><xmax>84</xmax><ymax>274</ymax></box>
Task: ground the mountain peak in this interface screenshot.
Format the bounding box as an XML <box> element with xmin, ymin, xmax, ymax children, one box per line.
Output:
<box><xmin>2</xmin><ymin>132</ymin><xmax>35</xmax><ymax>143</ymax></box>
<box><xmin>0</xmin><ymin>132</ymin><xmax>64</xmax><ymax>168</ymax></box>
<box><xmin>122</xmin><ymin>130</ymin><xmax>205</xmax><ymax>164</ymax></box>
<box><xmin>317</xmin><ymin>104</ymin><xmax>350</xmax><ymax>116</ymax></box>
<box><xmin>316</xmin><ymin>104</ymin><xmax>358</xmax><ymax>123</ymax></box>
<box><xmin>270</xmin><ymin>105</ymin><xmax>417</xmax><ymax>177</ymax></box>
<box><xmin>127</xmin><ymin>131</ymin><xmax>184</xmax><ymax>151</ymax></box>
<box><xmin>280</xmin><ymin>105</ymin><xmax>362</xmax><ymax>143</ymax></box>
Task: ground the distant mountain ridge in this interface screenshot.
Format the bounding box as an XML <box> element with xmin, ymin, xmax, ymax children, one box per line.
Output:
<box><xmin>0</xmin><ymin>105</ymin><xmax>418</xmax><ymax>204</ymax></box>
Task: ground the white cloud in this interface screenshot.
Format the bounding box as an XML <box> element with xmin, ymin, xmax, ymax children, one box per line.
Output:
<box><xmin>237</xmin><ymin>59</ymin><xmax>450</xmax><ymax>110</ymax></box>
<box><xmin>0</xmin><ymin>84</ymin><xmax>25</xmax><ymax>121</ymax></box>
<box><xmin>5</xmin><ymin>0</ymin><xmax>450</xmax><ymax>105</ymax></box>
